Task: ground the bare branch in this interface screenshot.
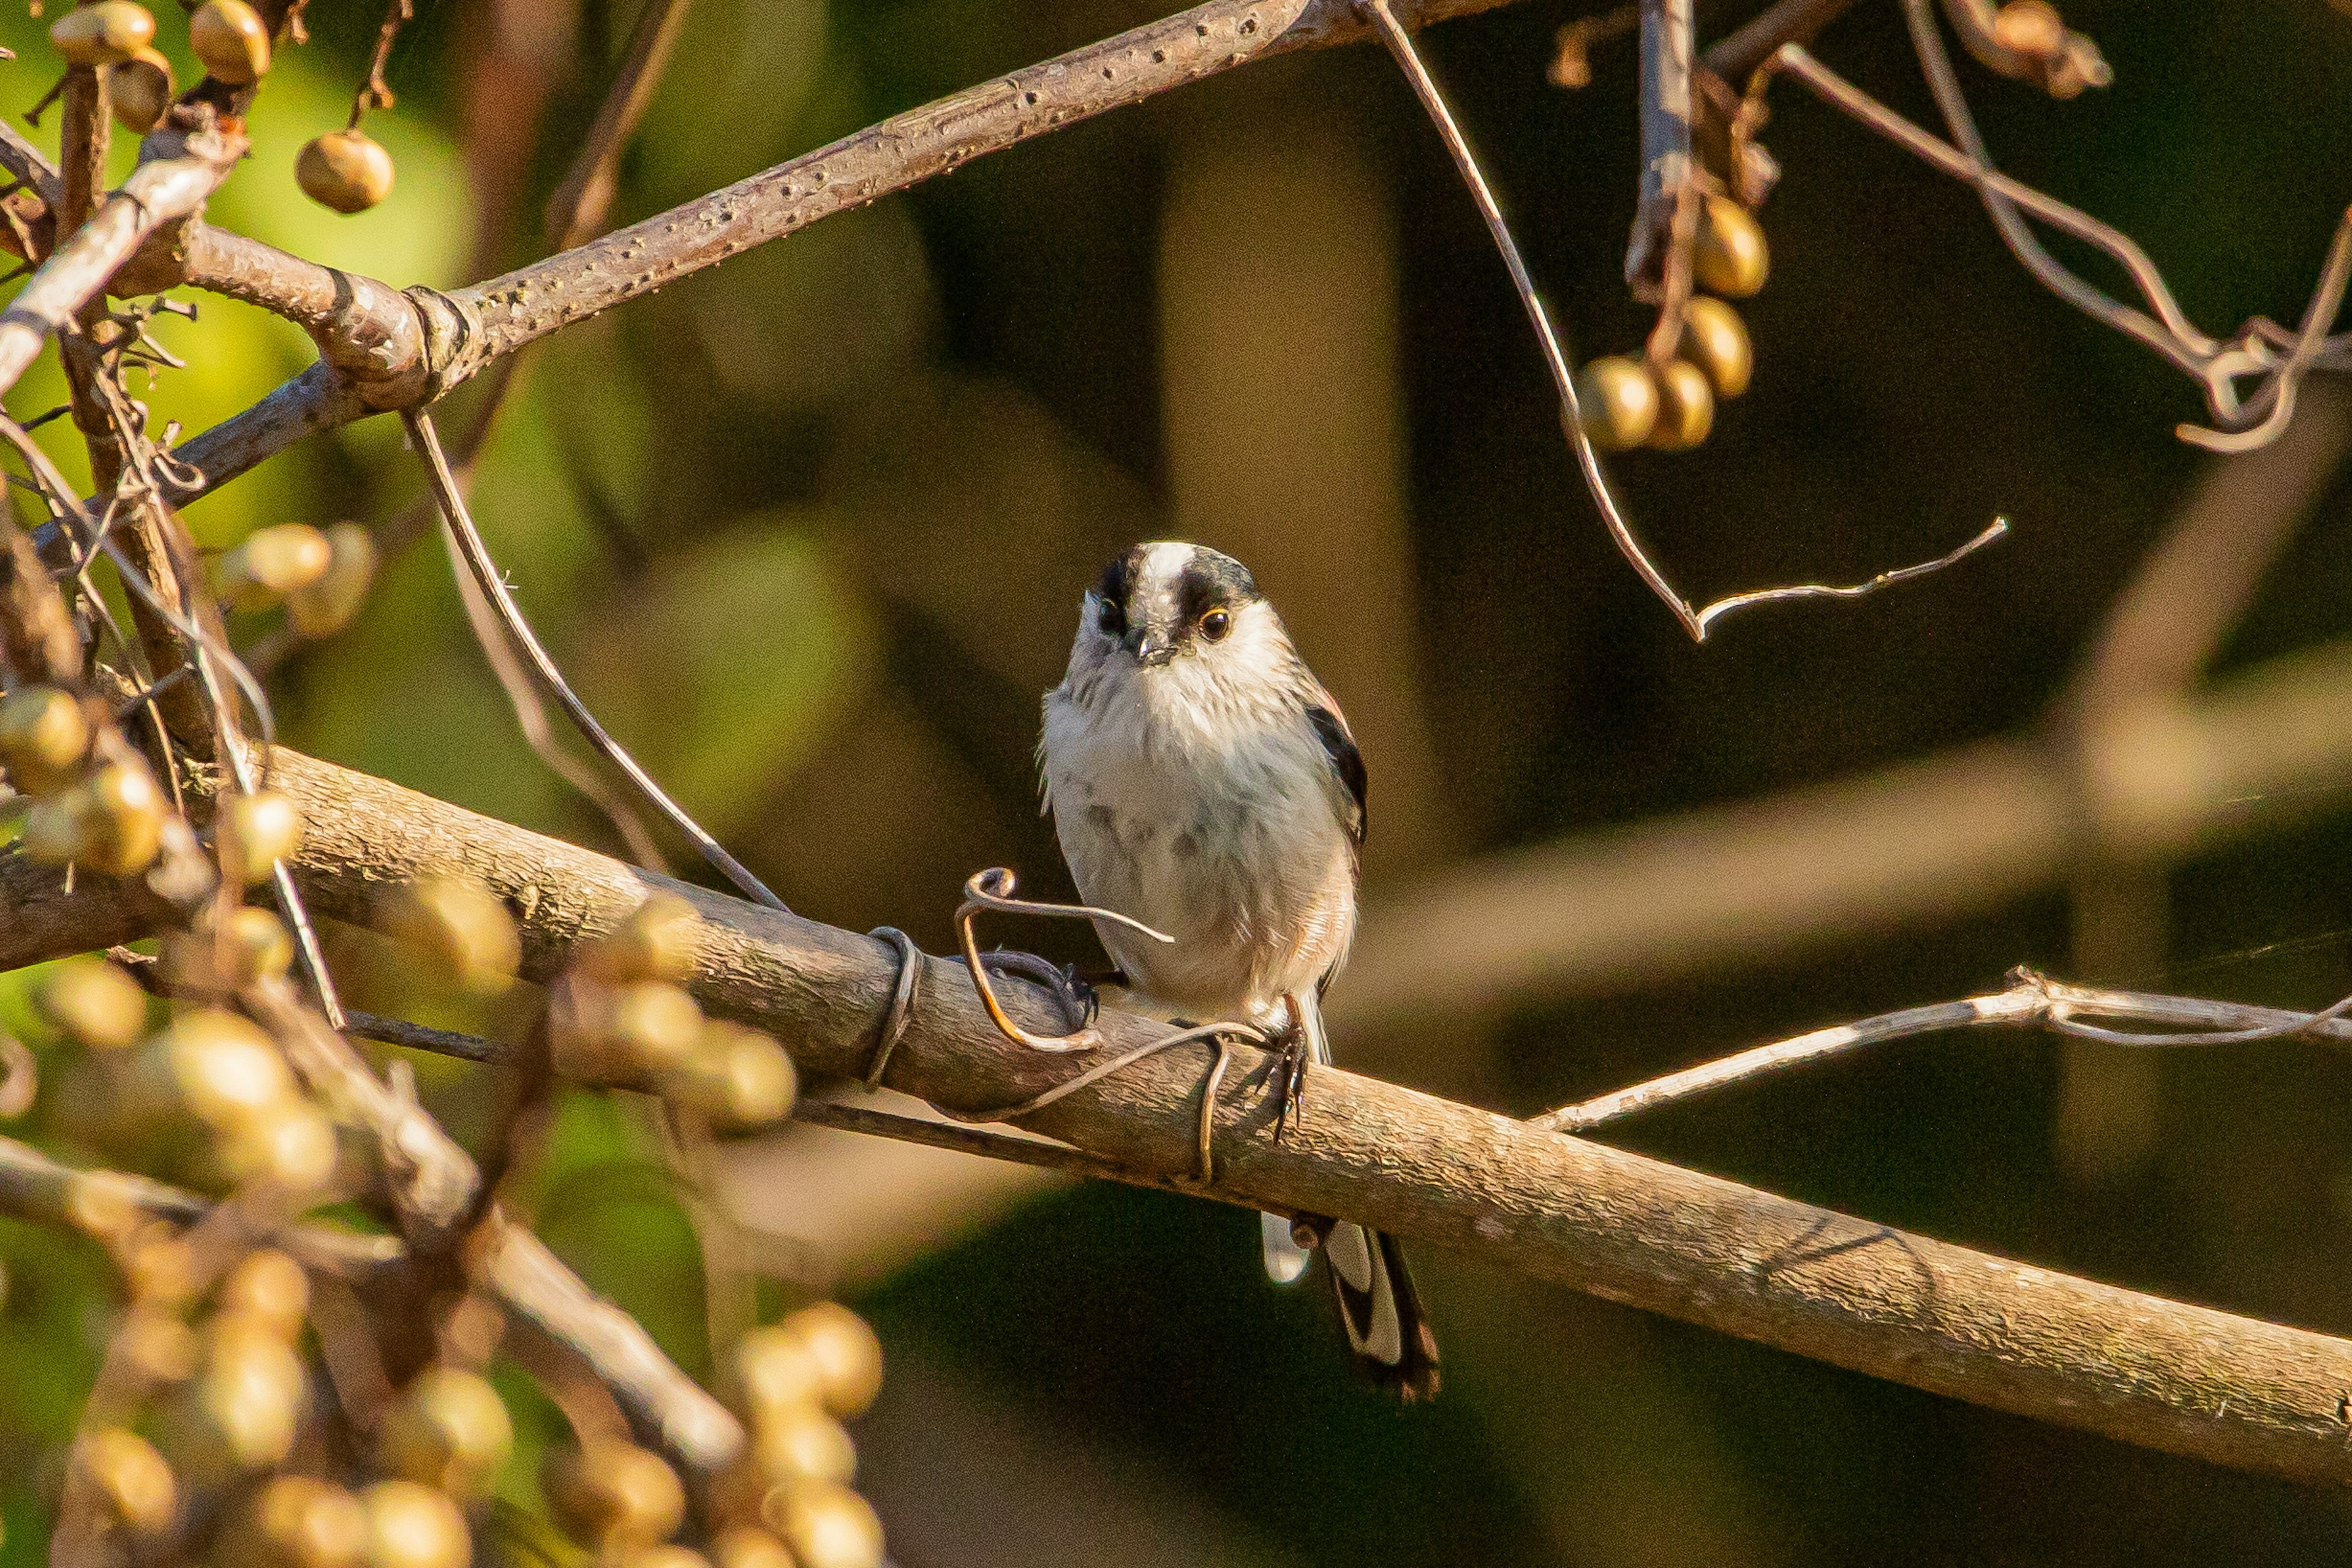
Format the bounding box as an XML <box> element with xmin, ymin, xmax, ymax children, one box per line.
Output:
<box><xmin>160</xmin><ymin>0</ymin><xmax>1526</xmax><ymax>507</ymax></box>
<box><xmin>18</xmin><ymin>745</ymin><xmax>2352</xmax><ymax>1483</ymax></box>
<box><xmin>0</xmin><ymin>119</ymin><xmax>244</xmax><ymax>404</ymax></box>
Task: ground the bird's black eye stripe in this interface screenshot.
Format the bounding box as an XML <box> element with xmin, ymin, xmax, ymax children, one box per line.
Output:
<box><xmin>1093</xmin><ymin>550</ymin><xmax>1139</xmax><ymax>638</ymax></box>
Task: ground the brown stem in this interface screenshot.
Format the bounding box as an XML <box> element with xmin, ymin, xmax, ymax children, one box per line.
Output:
<box><xmin>16</xmin><ymin>745</ymin><xmax>2352</xmax><ymax>1484</ymax></box>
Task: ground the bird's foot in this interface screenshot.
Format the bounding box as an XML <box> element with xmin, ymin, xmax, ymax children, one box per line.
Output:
<box><xmin>978</xmin><ymin>951</ymin><xmax>1109</xmax><ymax>1035</ymax></box>
<box><xmin>1266</xmin><ymin>1019</ymin><xmax>1311</xmax><ymax>1140</ymax></box>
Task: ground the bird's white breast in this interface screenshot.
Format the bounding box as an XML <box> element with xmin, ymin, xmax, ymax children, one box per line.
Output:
<box><xmin>1040</xmin><ymin>673</ymin><xmax>1356</xmax><ymax>1022</ymax></box>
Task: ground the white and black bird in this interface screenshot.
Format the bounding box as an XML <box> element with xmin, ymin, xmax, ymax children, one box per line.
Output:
<box><xmin>1038</xmin><ymin>540</ymin><xmax>1441</xmax><ymax>1400</ymax></box>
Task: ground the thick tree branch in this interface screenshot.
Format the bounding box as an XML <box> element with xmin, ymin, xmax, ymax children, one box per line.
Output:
<box><xmin>13</xmin><ymin>747</ymin><xmax>2352</xmax><ymax>1483</ymax></box>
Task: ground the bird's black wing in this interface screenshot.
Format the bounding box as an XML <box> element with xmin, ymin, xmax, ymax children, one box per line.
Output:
<box><xmin>1304</xmin><ymin>703</ymin><xmax>1366</xmax><ymax>853</ymax></box>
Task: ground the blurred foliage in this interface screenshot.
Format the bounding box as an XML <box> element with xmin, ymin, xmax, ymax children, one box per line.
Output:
<box><xmin>6</xmin><ymin>0</ymin><xmax>2352</xmax><ymax>1561</ymax></box>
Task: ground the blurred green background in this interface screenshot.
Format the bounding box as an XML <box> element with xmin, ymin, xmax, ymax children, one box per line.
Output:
<box><xmin>9</xmin><ymin>0</ymin><xmax>2352</xmax><ymax>1560</ymax></box>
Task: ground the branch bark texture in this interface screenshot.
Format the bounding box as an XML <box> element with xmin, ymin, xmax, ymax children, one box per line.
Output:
<box><xmin>11</xmin><ymin>748</ymin><xmax>2352</xmax><ymax>1485</ymax></box>
<box><xmin>162</xmin><ymin>0</ymin><xmax>1519</xmax><ymax>504</ymax></box>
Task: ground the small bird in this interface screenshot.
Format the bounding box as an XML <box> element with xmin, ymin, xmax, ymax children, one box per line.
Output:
<box><xmin>1038</xmin><ymin>540</ymin><xmax>1441</xmax><ymax>1399</ymax></box>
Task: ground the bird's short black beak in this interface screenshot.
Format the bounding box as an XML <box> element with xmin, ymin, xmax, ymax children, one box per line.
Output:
<box><xmin>1122</xmin><ymin>627</ymin><xmax>1178</xmax><ymax>667</ymax></box>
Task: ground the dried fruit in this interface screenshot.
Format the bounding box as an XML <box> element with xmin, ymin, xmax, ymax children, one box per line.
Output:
<box><xmin>107</xmin><ymin>47</ymin><xmax>173</xmax><ymax>133</ymax></box>
<box><xmin>774</xmin><ymin>1482</ymin><xmax>884</xmax><ymax>1568</ymax></box>
<box><xmin>554</xmin><ymin>981</ymin><xmax>703</xmax><ymax>1082</ymax></box>
<box><xmin>709</xmin><ymin>1526</ymin><xmax>795</xmax><ymax>1568</ymax></box>
<box><xmin>1679</xmin><ymin>296</ymin><xmax>1753</xmax><ymax>399</ymax></box>
<box><xmin>1992</xmin><ymin>0</ymin><xmax>2067</xmax><ymax>59</ymax></box>
<box><xmin>80</xmin><ymin>1427</ymin><xmax>177</xmax><ymax>1534</ymax></box>
<box><xmin>667</xmin><ymin>1022</ymin><xmax>796</xmax><ymax>1131</ymax></box>
<box><xmin>779</xmin><ymin>1302</ymin><xmax>884</xmax><ymax>1419</ymax></box>
<box><xmin>189</xmin><ymin>0</ymin><xmax>268</xmax><ymax>83</ymax></box>
<box><xmin>219</xmin><ymin>524</ymin><xmax>331</xmax><ymax>611</ymax></box>
<box><xmin>287</xmin><ymin>522</ymin><xmax>380</xmax><ymax>638</ymax></box>
<box><xmin>223</xmin><ymin>905</ymin><xmax>296</xmax><ymax>985</ymax></box>
<box><xmin>752</xmin><ymin>1404</ymin><xmax>856</xmax><ymax>1486</ymax></box>
<box><xmin>361</xmin><ymin>1480</ymin><xmax>472</xmax><ymax>1568</ymax></box>
<box><xmin>226</xmin><ymin>1476</ymin><xmax>371</xmax><ymax>1568</ymax></box>
<box><xmin>544</xmin><ymin>1442</ymin><xmax>685</xmax><ymax>1548</ymax></box>
<box><xmin>49</xmin><ymin>1</ymin><xmax>156</xmax><ymax>66</ymax></box>
<box><xmin>172</xmin><ymin>1316</ymin><xmax>306</xmax><ymax>1475</ymax></box>
<box><xmin>297</xmin><ymin>130</ymin><xmax>394</xmax><ymax>215</ymax></box>
<box><xmin>381</xmin><ymin>878</ymin><xmax>519</xmax><ymax>995</ymax></box>
<box><xmin>1574</xmin><ymin>356</ymin><xmax>1659</xmax><ymax>452</ymax></box>
<box><xmin>214</xmin><ymin>1096</ymin><xmax>338</xmax><ymax>1193</ymax></box>
<box><xmin>379</xmin><ymin>1367</ymin><xmax>513</xmax><ymax>1496</ymax></box>
<box><xmin>0</xmin><ymin>685</ymin><xmax>89</xmax><ymax>796</ymax></box>
<box><xmin>37</xmin><ymin>956</ymin><xmax>149</xmax><ymax>1049</ymax></box>
<box><xmin>25</xmin><ymin>760</ymin><xmax>168</xmax><ymax>874</ymax></box>
<box><xmin>625</xmin><ymin>1550</ymin><xmax>712</xmax><ymax>1568</ymax></box>
<box><xmin>220</xmin><ymin>789</ymin><xmax>303</xmax><ymax>884</ymax></box>
<box><xmin>576</xmin><ymin>892</ymin><xmax>701</xmax><ymax>984</ymax></box>
<box><xmin>217</xmin><ymin>1248</ymin><xmax>309</xmax><ymax>1337</ymax></box>
<box><xmin>145</xmin><ymin>1008</ymin><xmax>294</xmax><ymax>1128</ymax></box>
<box><xmin>118</xmin><ymin>1306</ymin><xmax>200</xmax><ymax>1382</ymax></box>
<box><xmin>735</xmin><ymin>1324</ymin><xmax>824</xmax><ymax>1417</ymax></box>
<box><xmin>1646</xmin><ymin>358</ymin><xmax>1716</xmax><ymax>451</ymax></box>
<box><xmin>1694</xmin><ymin>194</ymin><xmax>1769</xmax><ymax>298</ymax></box>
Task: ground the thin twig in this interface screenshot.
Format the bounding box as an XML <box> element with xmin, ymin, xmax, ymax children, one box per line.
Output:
<box><xmin>403</xmin><ymin>409</ymin><xmax>790</xmax><ymax>911</ymax></box>
<box><xmin>1362</xmin><ymin>0</ymin><xmax>2005</xmax><ymax>640</ymax></box>
<box><xmin>1536</xmin><ymin>969</ymin><xmax>2352</xmax><ymax>1133</ymax></box>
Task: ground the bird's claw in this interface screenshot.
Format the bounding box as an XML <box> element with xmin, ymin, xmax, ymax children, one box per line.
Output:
<box><xmin>1268</xmin><ymin>1021</ymin><xmax>1311</xmax><ymax>1140</ymax></box>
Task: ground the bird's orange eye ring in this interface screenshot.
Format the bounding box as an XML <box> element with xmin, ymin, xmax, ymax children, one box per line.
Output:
<box><xmin>1199</xmin><ymin>608</ymin><xmax>1232</xmax><ymax>642</ymax></box>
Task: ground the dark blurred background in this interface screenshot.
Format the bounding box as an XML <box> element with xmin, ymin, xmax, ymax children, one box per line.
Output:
<box><xmin>8</xmin><ymin>0</ymin><xmax>2352</xmax><ymax>1561</ymax></box>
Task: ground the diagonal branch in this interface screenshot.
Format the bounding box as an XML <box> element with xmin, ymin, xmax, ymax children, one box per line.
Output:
<box><xmin>15</xmin><ymin>746</ymin><xmax>2352</xmax><ymax>1483</ymax></box>
<box><xmin>157</xmin><ymin>0</ymin><xmax>1524</xmax><ymax>507</ymax></box>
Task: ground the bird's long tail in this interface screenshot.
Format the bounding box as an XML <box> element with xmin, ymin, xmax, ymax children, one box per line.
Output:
<box><xmin>1257</xmin><ymin>992</ymin><xmax>1442</xmax><ymax>1400</ymax></box>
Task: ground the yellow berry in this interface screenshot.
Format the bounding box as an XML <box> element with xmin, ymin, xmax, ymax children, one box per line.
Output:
<box><xmin>217</xmin><ymin>1248</ymin><xmax>309</xmax><ymax>1338</ymax></box>
<box><xmin>543</xmin><ymin>1442</ymin><xmax>684</xmax><ymax>1548</ymax></box>
<box><xmin>189</xmin><ymin>0</ymin><xmax>269</xmax><ymax>83</ymax></box>
<box><xmin>287</xmin><ymin>523</ymin><xmax>379</xmax><ymax>639</ymax></box>
<box><xmin>1679</xmin><ymin>296</ymin><xmax>1753</xmax><ymax>399</ymax></box>
<box><xmin>576</xmin><ymin>892</ymin><xmax>701</xmax><ymax>984</ymax></box>
<box><xmin>775</xmin><ymin>1482</ymin><xmax>883</xmax><ymax>1568</ymax></box>
<box><xmin>666</xmin><ymin>1022</ymin><xmax>796</xmax><ymax>1131</ymax></box>
<box><xmin>37</xmin><ymin>956</ymin><xmax>149</xmax><ymax>1049</ymax></box>
<box><xmin>1992</xmin><ymin>0</ymin><xmax>2066</xmax><ymax>59</ymax></box>
<box><xmin>146</xmin><ymin>1008</ymin><xmax>294</xmax><ymax>1128</ymax></box>
<box><xmin>709</xmin><ymin>1526</ymin><xmax>795</xmax><ymax>1568</ymax></box>
<box><xmin>1574</xmin><ymin>356</ymin><xmax>1659</xmax><ymax>451</ymax></box>
<box><xmin>1646</xmin><ymin>358</ymin><xmax>1716</xmax><ymax>451</ymax></box>
<box><xmin>361</xmin><ymin>1480</ymin><xmax>471</xmax><ymax>1568</ymax></box>
<box><xmin>0</xmin><ymin>685</ymin><xmax>89</xmax><ymax>796</ymax></box>
<box><xmin>297</xmin><ymin>130</ymin><xmax>394</xmax><ymax>215</ymax></box>
<box><xmin>1694</xmin><ymin>195</ymin><xmax>1769</xmax><ymax>298</ymax></box>
<box><xmin>219</xmin><ymin>523</ymin><xmax>331</xmax><ymax>612</ymax></box>
<box><xmin>50</xmin><ymin>1</ymin><xmax>156</xmax><ymax>66</ymax></box>
<box><xmin>79</xmin><ymin>1427</ymin><xmax>176</xmax><ymax>1535</ymax></box>
<box><xmin>752</xmin><ymin>1404</ymin><xmax>856</xmax><ymax>1486</ymax></box>
<box><xmin>228</xmin><ymin>1476</ymin><xmax>371</xmax><ymax>1568</ymax></box>
<box><xmin>106</xmin><ymin>47</ymin><xmax>173</xmax><ymax>133</ymax></box>
<box><xmin>380</xmin><ymin>878</ymin><xmax>519</xmax><ymax>995</ymax></box>
<box><xmin>219</xmin><ymin>790</ymin><xmax>303</xmax><ymax>885</ymax></box>
<box><xmin>780</xmin><ymin>1302</ymin><xmax>884</xmax><ymax>1419</ymax></box>
<box><xmin>378</xmin><ymin>1367</ymin><xmax>513</xmax><ymax>1496</ymax></box>
<box><xmin>213</xmin><ymin>1096</ymin><xmax>339</xmax><ymax>1193</ymax></box>
<box><xmin>25</xmin><ymin>760</ymin><xmax>167</xmax><ymax>874</ymax></box>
